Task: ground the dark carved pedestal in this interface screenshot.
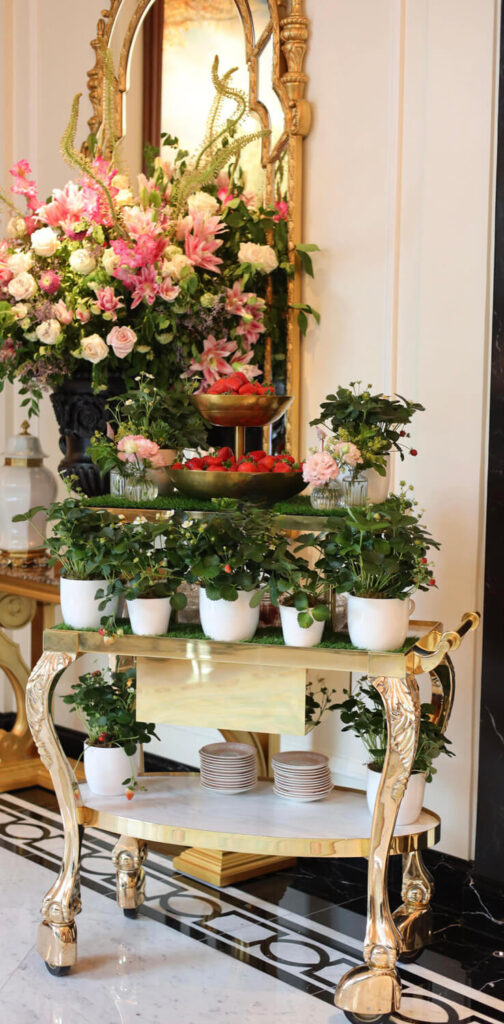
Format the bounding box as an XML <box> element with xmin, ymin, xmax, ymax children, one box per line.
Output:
<box><xmin>50</xmin><ymin>374</ymin><xmax>124</xmax><ymax>497</ymax></box>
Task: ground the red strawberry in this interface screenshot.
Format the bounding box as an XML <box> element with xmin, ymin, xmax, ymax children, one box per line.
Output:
<box><xmin>224</xmin><ymin>564</ymin><xmax>232</xmax><ymax>574</ymax></box>
<box><xmin>257</xmin><ymin>456</ymin><xmax>276</xmax><ymax>472</ymax></box>
<box><xmin>171</xmin><ymin>462</ymin><xmax>184</xmax><ymax>470</ymax></box>
<box><xmin>186</xmin><ymin>457</ymin><xmax>204</xmax><ymax>470</ymax></box>
<box><xmin>126</xmin><ymin>790</ymin><xmax>134</xmax><ymax>801</ymax></box>
<box><xmin>225</xmin><ymin>373</ymin><xmax>248</xmax><ymax>391</ymax></box>
<box><xmin>254</xmin><ymin>385</ymin><xmax>267</xmax><ymax>395</ymax></box>
<box><xmin>238</xmin><ymin>462</ymin><xmax>259</xmax><ymax>473</ymax></box>
<box><xmin>209</xmin><ymin>379</ymin><xmax>233</xmax><ymax>394</ymax></box>
<box><xmin>238</xmin><ymin>383</ymin><xmax>257</xmax><ymax>395</ymax></box>
<box><xmin>217</xmin><ymin>447</ymin><xmax>233</xmax><ymax>461</ymax></box>
<box><xmin>248</xmin><ymin>450</ymin><xmax>267</xmax><ymax>462</ymax></box>
<box><xmin>205</xmin><ymin>456</ymin><xmax>223</xmax><ymax>467</ymax></box>
<box><xmin>273</xmin><ymin>462</ymin><xmax>291</xmax><ymax>473</ymax></box>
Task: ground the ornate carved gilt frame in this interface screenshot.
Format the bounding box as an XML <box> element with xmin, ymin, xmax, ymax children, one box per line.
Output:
<box><xmin>86</xmin><ymin>0</ymin><xmax>310</xmax><ymax>457</ymax></box>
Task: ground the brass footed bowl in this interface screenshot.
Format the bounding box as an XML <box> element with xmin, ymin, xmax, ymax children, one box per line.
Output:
<box><xmin>192</xmin><ymin>394</ymin><xmax>294</xmax><ymax>428</ymax></box>
<box><xmin>167</xmin><ymin>468</ymin><xmax>307</xmax><ymax>503</ymax></box>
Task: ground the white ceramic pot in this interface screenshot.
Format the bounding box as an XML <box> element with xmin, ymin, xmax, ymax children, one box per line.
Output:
<box><xmin>84</xmin><ymin>743</ymin><xmax>140</xmax><ymax>796</ymax></box>
<box><xmin>280</xmin><ymin>604</ymin><xmax>326</xmax><ymax>647</ymax></box>
<box><xmin>347</xmin><ymin>595</ymin><xmax>415</xmax><ymax>651</ymax></box>
<box><xmin>199</xmin><ymin>587</ymin><xmax>260</xmax><ymax>642</ymax></box>
<box><xmin>127</xmin><ymin>596</ymin><xmax>172</xmax><ymax>636</ymax></box>
<box><xmin>60</xmin><ymin>578</ymin><xmax>118</xmax><ymax>629</ymax></box>
<box><xmin>366</xmin><ymin>766</ymin><xmax>426</xmax><ymax>825</ymax></box>
<box><xmin>365</xmin><ymin>455</ymin><xmax>391</xmax><ymax>504</ymax></box>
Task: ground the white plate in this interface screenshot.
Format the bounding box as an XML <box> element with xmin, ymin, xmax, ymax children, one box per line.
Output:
<box><xmin>200</xmin><ymin>742</ymin><xmax>256</xmax><ymax>759</ymax></box>
<box><xmin>273</xmin><ymin>787</ymin><xmax>333</xmax><ymax>802</ymax></box>
<box><xmin>201</xmin><ymin>782</ymin><xmax>257</xmax><ymax>794</ymax></box>
<box><xmin>272</xmin><ymin>751</ymin><xmax>328</xmax><ymax>769</ymax></box>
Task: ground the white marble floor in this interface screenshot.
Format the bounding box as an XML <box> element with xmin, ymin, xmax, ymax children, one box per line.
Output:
<box><xmin>0</xmin><ymin>791</ymin><xmax>503</xmax><ymax>1024</ymax></box>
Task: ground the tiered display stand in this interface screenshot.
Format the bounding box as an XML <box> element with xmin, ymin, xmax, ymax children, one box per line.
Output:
<box><xmin>24</xmin><ymin>496</ymin><xmax>479</xmax><ymax>1022</ymax></box>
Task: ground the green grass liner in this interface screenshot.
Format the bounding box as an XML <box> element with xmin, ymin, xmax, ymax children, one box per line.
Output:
<box><xmin>82</xmin><ymin>493</ymin><xmax>345</xmax><ymax>518</ymax></box>
<box><xmin>49</xmin><ymin>620</ymin><xmax>417</xmax><ymax>654</ymax></box>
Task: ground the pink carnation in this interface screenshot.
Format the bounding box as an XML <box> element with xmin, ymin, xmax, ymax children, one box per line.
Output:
<box><xmin>117</xmin><ymin>435</ymin><xmax>160</xmax><ymax>463</ymax></box>
<box><xmin>302</xmin><ymin>451</ymin><xmax>340</xmax><ymax>487</ymax></box>
<box><xmin>107</xmin><ymin>326</ymin><xmax>137</xmax><ymax>359</ymax></box>
<box><xmin>331</xmin><ymin>440</ymin><xmax>363</xmax><ymax>468</ymax></box>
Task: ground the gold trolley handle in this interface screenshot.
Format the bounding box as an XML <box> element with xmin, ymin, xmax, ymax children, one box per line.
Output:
<box><xmin>411</xmin><ymin>611</ymin><xmax>481</xmax><ymax>673</ymax></box>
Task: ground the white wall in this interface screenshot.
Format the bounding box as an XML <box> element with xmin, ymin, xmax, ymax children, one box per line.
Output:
<box><xmin>0</xmin><ymin>0</ymin><xmax>497</xmax><ymax>859</ymax></box>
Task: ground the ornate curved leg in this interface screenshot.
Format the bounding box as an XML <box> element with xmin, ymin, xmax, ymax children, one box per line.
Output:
<box><xmin>112</xmin><ymin>835</ymin><xmax>147</xmax><ymax>916</ymax></box>
<box><xmin>334</xmin><ymin>675</ymin><xmax>420</xmax><ymax>1020</ymax></box>
<box><xmin>392</xmin><ymin>850</ymin><xmax>434</xmax><ymax>959</ymax></box>
<box><xmin>25</xmin><ymin>650</ymin><xmax>81</xmax><ymax>972</ymax></box>
<box><xmin>429</xmin><ymin>654</ymin><xmax>455</xmax><ymax>732</ymax></box>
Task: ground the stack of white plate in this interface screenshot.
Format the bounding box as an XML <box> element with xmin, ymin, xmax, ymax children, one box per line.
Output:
<box><xmin>199</xmin><ymin>742</ymin><xmax>258</xmax><ymax>794</ymax></box>
<box><xmin>272</xmin><ymin>751</ymin><xmax>333</xmax><ymax>802</ymax></box>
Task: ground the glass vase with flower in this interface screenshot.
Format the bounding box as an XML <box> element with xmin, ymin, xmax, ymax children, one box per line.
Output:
<box><xmin>303</xmin><ymin>430</ymin><xmax>367</xmax><ymax>509</ymax></box>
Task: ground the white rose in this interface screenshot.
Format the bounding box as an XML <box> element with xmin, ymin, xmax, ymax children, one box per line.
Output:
<box><xmin>69</xmin><ymin>249</ymin><xmax>96</xmax><ymax>275</ymax></box>
<box><xmin>7</xmin><ymin>272</ymin><xmax>37</xmax><ymax>301</ymax></box>
<box><xmin>6</xmin><ymin>217</ymin><xmax>27</xmax><ymax>239</ymax></box>
<box><xmin>31</xmin><ymin>227</ymin><xmax>59</xmax><ymax>258</ymax></box>
<box><xmin>102</xmin><ymin>248</ymin><xmax>121</xmax><ymax>275</ymax></box>
<box><xmin>238</xmin><ymin>242</ymin><xmax>278</xmax><ymax>274</ymax></box>
<box><xmin>35</xmin><ymin>319</ymin><xmax>61</xmax><ymax>345</ymax></box>
<box><xmin>187</xmin><ymin>191</ymin><xmax>219</xmax><ymax>218</ymax></box>
<box><xmin>161</xmin><ymin>253</ymin><xmax>192</xmax><ymax>281</ymax></box>
<box><xmin>81</xmin><ymin>334</ymin><xmax>108</xmax><ymax>364</ymax></box>
<box><xmin>7</xmin><ymin>251</ymin><xmax>33</xmax><ymax>275</ymax></box>
<box><xmin>12</xmin><ymin>303</ymin><xmax>28</xmax><ymax>321</ymax></box>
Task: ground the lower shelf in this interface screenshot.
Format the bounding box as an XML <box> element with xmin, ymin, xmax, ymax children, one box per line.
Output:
<box><xmin>77</xmin><ymin>774</ymin><xmax>441</xmax><ymax>857</ymax></box>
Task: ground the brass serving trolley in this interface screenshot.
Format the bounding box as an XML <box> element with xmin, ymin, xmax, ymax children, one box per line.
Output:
<box><xmin>25</xmin><ymin>603</ymin><xmax>478</xmax><ymax>1022</ymax></box>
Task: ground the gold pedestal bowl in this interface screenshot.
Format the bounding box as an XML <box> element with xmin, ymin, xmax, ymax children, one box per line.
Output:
<box><xmin>192</xmin><ymin>394</ymin><xmax>294</xmax><ymax>428</ymax></box>
<box><xmin>167</xmin><ymin>468</ymin><xmax>307</xmax><ymax>504</ymax></box>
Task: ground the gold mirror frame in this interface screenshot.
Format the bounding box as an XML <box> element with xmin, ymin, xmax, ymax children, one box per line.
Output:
<box><xmin>86</xmin><ymin>0</ymin><xmax>311</xmax><ymax>457</ymax></box>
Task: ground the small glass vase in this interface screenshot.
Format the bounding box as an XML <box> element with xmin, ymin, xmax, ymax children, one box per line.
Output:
<box><xmin>124</xmin><ymin>476</ymin><xmax>158</xmax><ymax>502</ymax></box>
<box><xmin>110</xmin><ymin>468</ymin><xmax>125</xmax><ymax>497</ymax></box>
<box><xmin>310</xmin><ymin>480</ymin><xmax>343</xmax><ymax>511</ymax></box>
<box><xmin>339</xmin><ymin>469</ymin><xmax>368</xmax><ymax>507</ymax></box>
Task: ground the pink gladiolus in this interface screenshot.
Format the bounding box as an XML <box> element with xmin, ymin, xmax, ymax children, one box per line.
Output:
<box><xmin>273</xmin><ymin>200</ymin><xmax>289</xmax><ymax>222</ymax></box>
<box><xmin>159</xmin><ymin>277</ymin><xmax>180</xmax><ymax>302</ymax></box>
<box><xmin>39</xmin><ymin>270</ymin><xmax>61</xmax><ymax>294</ymax></box>
<box><xmin>52</xmin><ymin>300</ymin><xmax>73</xmax><ymax>324</ymax></box>
<box><xmin>106</xmin><ymin>326</ymin><xmax>137</xmax><ymax>358</ymax></box>
<box><xmin>10</xmin><ymin>160</ymin><xmax>38</xmax><ymax>211</ymax></box>
<box><xmin>186</xmin><ymin>335</ymin><xmax>237</xmax><ymax>385</ymax></box>
<box><xmin>117</xmin><ymin>435</ymin><xmax>160</xmax><ymax>463</ymax></box>
<box><xmin>10</xmin><ymin>160</ymin><xmax>31</xmax><ymax>179</ymax></box>
<box><xmin>130</xmin><ymin>265</ymin><xmax>158</xmax><ymax>308</ymax></box>
<box><xmin>302</xmin><ymin>451</ymin><xmax>340</xmax><ymax>487</ymax></box>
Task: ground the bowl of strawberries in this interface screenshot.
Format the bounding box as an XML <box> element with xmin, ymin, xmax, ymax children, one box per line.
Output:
<box><xmin>192</xmin><ymin>374</ymin><xmax>293</xmax><ymax>428</ymax></box>
<box><xmin>167</xmin><ymin>447</ymin><xmax>307</xmax><ymax>503</ymax></box>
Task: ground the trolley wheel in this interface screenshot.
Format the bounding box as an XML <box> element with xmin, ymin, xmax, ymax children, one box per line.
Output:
<box><xmin>123</xmin><ymin>907</ymin><xmax>139</xmax><ymax>919</ymax></box>
<box><xmin>45</xmin><ymin>963</ymin><xmax>71</xmax><ymax>977</ymax></box>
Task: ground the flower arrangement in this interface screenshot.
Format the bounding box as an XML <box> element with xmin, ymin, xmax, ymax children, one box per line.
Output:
<box><xmin>0</xmin><ymin>57</ymin><xmax>318</xmax><ymax>416</ymax></box>
<box><xmin>302</xmin><ymin>437</ymin><xmax>363</xmax><ymax>488</ymax></box>
<box><xmin>88</xmin><ymin>372</ymin><xmax>208</xmax><ymax>481</ymax></box>
<box><xmin>333</xmin><ymin>678</ymin><xmax>453</xmax><ymax>782</ymax></box>
<box><xmin>310</xmin><ymin>382</ymin><xmax>424</xmax><ymax>477</ymax></box>
<box><xmin>300</xmin><ymin>486</ymin><xmax>439</xmax><ymax>600</ymax></box>
<box><xmin>62</xmin><ymin>665</ymin><xmax>159</xmax><ymax>797</ymax></box>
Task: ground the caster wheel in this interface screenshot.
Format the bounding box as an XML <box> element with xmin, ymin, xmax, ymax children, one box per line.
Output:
<box><xmin>123</xmin><ymin>907</ymin><xmax>139</xmax><ymax>919</ymax></box>
<box><xmin>45</xmin><ymin>963</ymin><xmax>71</xmax><ymax>977</ymax></box>
<box><xmin>344</xmin><ymin>1014</ymin><xmax>390</xmax><ymax>1024</ymax></box>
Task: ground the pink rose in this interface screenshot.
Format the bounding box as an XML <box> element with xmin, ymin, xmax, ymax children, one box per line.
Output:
<box><xmin>117</xmin><ymin>435</ymin><xmax>160</xmax><ymax>463</ymax></box>
<box><xmin>302</xmin><ymin>451</ymin><xmax>340</xmax><ymax>487</ymax></box>
<box><xmin>76</xmin><ymin>308</ymin><xmax>90</xmax><ymax>323</ymax></box>
<box><xmin>52</xmin><ymin>299</ymin><xmax>73</xmax><ymax>324</ymax></box>
<box><xmin>106</xmin><ymin>326</ymin><xmax>137</xmax><ymax>359</ymax></box>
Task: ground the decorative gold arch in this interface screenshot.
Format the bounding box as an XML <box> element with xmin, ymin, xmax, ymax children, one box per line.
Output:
<box><xmin>85</xmin><ymin>0</ymin><xmax>311</xmax><ymax>456</ymax></box>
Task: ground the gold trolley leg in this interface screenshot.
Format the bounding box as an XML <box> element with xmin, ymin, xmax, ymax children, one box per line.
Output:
<box><xmin>25</xmin><ymin>650</ymin><xmax>82</xmax><ymax>974</ymax></box>
<box><xmin>334</xmin><ymin>674</ymin><xmax>420</xmax><ymax>1021</ymax></box>
<box><xmin>112</xmin><ymin>835</ymin><xmax>148</xmax><ymax>916</ymax></box>
<box><xmin>392</xmin><ymin>850</ymin><xmax>434</xmax><ymax>958</ymax></box>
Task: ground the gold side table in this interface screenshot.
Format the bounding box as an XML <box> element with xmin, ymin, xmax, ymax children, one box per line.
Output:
<box><xmin>0</xmin><ymin>563</ymin><xmax>60</xmax><ymax>791</ymax></box>
<box><xmin>25</xmin><ymin>610</ymin><xmax>479</xmax><ymax>1022</ymax></box>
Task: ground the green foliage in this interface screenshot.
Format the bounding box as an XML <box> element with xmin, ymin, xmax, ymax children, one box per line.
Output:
<box><xmin>310</xmin><ymin>382</ymin><xmax>424</xmax><ymax>470</ymax></box>
<box><xmin>266</xmin><ymin>538</ymin><xmax>330</xmax><ymax>628</ymax></box>
<box><xmin>110</xmin><ymin>374</ymin><xmax>208</xmax><ymax>451</ymax></box>
<box><xmin>12</xmin><ymin>493</ymin><xmax>125</xmax><ymax>580</ymax></box>
<box><xmin>299</xmin><ymin>488</ymin><xmax>439</xmax><ymax>599</ymax></box>
<box><xmin>305</xmin><ymin>676</ymin><xmax>340</xmax><ymax>728</ymax></box>
<box><xmin>62</xmin><ymin>665</ymin><xmax>158</xmax><ymax>756</ymax></box>
<box><xmin>98</xmin><ymin>513</ymin><xmax>189</xmax><ymax>604</ymax></box>
<box><xmin>184</xmin><ymin>503</ymin><xmax>278</xmax><ymax>603</ymax></box>
<box><xmin>333</xmin><ymin>677</ymin><xmax>454</xmax><ymax>781</ymax></box>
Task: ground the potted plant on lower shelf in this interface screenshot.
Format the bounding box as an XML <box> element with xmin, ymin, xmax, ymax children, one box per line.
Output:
<box><xmin>333</xmin><ymin>678</ymin><xmax>454</xmax><ymax>824</ymax></box>
<box><xmin>185</xmin><ymin>505</ymin><xmax>280</xmax><ymax>643</ymax></box>
<box><xmin>62</xmin><ymin>665</ymin><xmax>159</xmax><ymax>798</ymax></box>
<box><xmin>14</xmin><ymin>496</ymin><xmax>122</xmax><ymax>628</ymax></box>
<box><xmin>303</xmin><ymin>487</ymin><xmax>440</xmax><ymax>651</ymax></box>
<box><xmin>100</xmin><ymin>513</ymin><xmax>188</xmax><ymax>636</ymax></box>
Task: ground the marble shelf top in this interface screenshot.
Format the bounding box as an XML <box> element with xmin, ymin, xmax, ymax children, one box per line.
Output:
<box><xmin>77</xmin><ymin>775</ymin><xmax>440</xmax><ymax>857</ymax></box>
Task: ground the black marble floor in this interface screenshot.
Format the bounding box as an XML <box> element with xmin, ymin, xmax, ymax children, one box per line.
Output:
<box><xmin>4</xmin><ymin>785</ymin><xmax>504</xmax><ymax>1023</ymax></box>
